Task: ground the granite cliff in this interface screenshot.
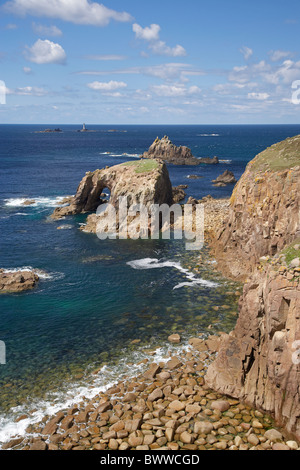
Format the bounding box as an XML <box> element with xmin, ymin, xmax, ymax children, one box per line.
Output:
<box><xmin>205</xmin><ymin>135</ymin><xmax>300</xmax><ymax>441</ymax></box>
<box><xmin>211</xmin><ymin>135</ymin><xmax>300</xmax><ymax>281</ymax></box>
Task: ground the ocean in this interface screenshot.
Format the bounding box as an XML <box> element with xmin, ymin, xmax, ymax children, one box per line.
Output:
<box><xmin>0</xmin><ymin>124</ymin><xmax>300</xmax><ymax>444</ymax></box>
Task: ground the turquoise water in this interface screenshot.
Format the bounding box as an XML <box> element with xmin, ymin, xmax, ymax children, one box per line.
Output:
<box><xmin>0</xmin><ymin>124</ymin><xmax>299</xmax><ymax>443</ymax></box>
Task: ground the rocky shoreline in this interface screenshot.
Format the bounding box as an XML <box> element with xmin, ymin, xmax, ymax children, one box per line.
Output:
<box><xmin>2</xmin><ymin>194</ymin><xmax>299</xmax><ymax>451</ymax></box>
<box><xmin>3</xmin><ymin>333</ymin><xmax>298</xmax><ymax>451</ymax></box>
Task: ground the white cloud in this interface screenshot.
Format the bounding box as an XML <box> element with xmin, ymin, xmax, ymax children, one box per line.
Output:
<box><xmin>5</xmin><ymin>23</ymin><xmax>18</xmax><ymax>29</ymax></box>
<box><xmin>269</xmin><ymin>50</ymin><xmax>292</xmax><ymax>62</ymax></box>
<box><xmin>32</xmin><ymin>22</ymin><xmax>62</xmax><ymax>37</ymax></box>
<box><xmin>151</xmin><ymin>84</ymin><xmax>201</xmax><ymax>97</ymax></box>
<box><xmin>240</xmin><ymin>46</ymin><xmax>253</xmax><ymax>60</ymax></box>
<box><xmin>248</xmin><ymin>92</ymin><xmax>270</xmax><ymax>100</ymax></box>
<box><xmin>6</xmin><ymin>86</ymin><xmax>48</xmax><ymax>96</ymax></box>
<box><xmin>132</xmin><ymin>23</ymin><xmax>160</xmax><ymax>41</ymax></box>
<box><xmin>87</xmin><ymin>80</ymin><xmax>127</xmax><ymax>92</ymax></box>
<box><xmin>149</xmin><ymin>41</ymin><xmax>186</xmax><ymax>58</ymax></box>
<box><xmin>25</xmin><ymin>39</ymin><xmax>66</xmax><ymax>64</ymax></box>
<box><xmin>77</xmin><ymin>63</ymin><xmax>204</xmax><ymax>83</ymax></box>
<box><xmin>84</xmin><ymin>54</ymin><xmax>127</xmax><ymax>61</ymax></box>
<box><xmin>4</xmin><ymin>0</ymin><xmax>133</xmax><ymax>26</ymax></box>
<box><xmin>132</xmin><ymin>23</ymin><xmax>186</xmax><ymax>57</ymax></box>
<box><xmin>23</xmin><ymin>66</ymin><xmax>32</xmax><ymax>74</ymax></box>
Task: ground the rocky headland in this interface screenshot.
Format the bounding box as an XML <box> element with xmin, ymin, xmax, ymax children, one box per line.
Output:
<box><xmin>141</xmin><ymin>136</ymin><xmax>219</xmax><ymax>166</ymax></box>
<box><xmin>206</xmin><ymin>135</ymin><xmax>300</xmax><ymax>441</ymax></box>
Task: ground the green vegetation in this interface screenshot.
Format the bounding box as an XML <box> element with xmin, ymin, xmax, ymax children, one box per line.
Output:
<box><xmin>250</xmin><ymin>135</ymin><xmax>300</xmax><ymax>172</ymax></box>
<box><xmin>281</xmin><ymin>238</ymin><xmax>300</xmax><ymax>265</ymax></box>
<box><xmin>121</xmin><ymin>159</ymin><xmax>159</xmax><ymax>174</ymax></box>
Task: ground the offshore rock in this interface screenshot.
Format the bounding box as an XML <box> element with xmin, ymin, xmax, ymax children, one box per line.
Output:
<box><xmin>212</xmin><ymin>170</ymin><xmax>237</xmax><ymax>187</ymax></box>
<box><xmin>51</xmin><ymin>159</ymin><xmax>173</xmax><ymax>236</ymax></box>
<box><xmin>0</xmin><ymin>269</ymin><xmax>39</xmax><ymax>293</ymax></box>
<box><xmin>141</xmin><ymin>136</ymin><xmax>219</xmax><ymax>166</ymax></box>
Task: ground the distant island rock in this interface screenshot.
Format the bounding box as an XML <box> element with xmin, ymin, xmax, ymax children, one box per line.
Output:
<box><xmin>36</xmin><ymin>128</ymin><xmax>62</xmax><ymax>134</ymax></box>
<box><xmin>141</xmin><ymin>136</ymin><xmax>219</xmax><ymax>166</ymax></box>
<box><xmin>0</xmin><ymin>269</ymin><xmax>39</xmax><ymax>293</ymax></box>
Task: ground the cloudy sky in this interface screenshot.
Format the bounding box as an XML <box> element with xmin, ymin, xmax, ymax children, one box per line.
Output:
<box><xmin>1</xmin><ymin>0</ymin><xmax>300</xmax><ymax>124</ymax></box>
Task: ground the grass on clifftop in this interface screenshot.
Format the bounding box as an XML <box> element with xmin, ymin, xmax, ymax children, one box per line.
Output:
<box><xmin>250</xmin><ymin>135</ymin><xmax>300</xmax><ymax>172</ymax></box>
<box><xmin>121</xmin><ymin>159</ymin><xmax>159</xmax><ymax>174</ymax></box>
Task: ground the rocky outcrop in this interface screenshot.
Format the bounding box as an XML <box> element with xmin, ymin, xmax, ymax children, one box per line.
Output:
<box><xmin>205</xmin><ymin>253</ymin><xmax>300</xmax><ymax>440</ymax></box>
<box><xmin>211</xmin><ymin>136</ymin><xmax>300</xmax><ymax>280</ymax></box>
<box><xmin>172</xmin><ymin>185</ymin><xmax>188</xmax><ymax>203</ymax></box>
<box><xmin>205</xmin><ymin>135</ymin><xmax>300</xmax><ymax>441</ymax></box>
<box><xmin>0</xmin><ymin>269</ymin><xmax>39</xmax><ymax>293</ymax></box>
<box><xmin>141</xmin><ymin>136</ymin><xmax>219</xmax><ymax>166</ymax></box>
<box><xmin>51</xmin><ymin>159</ymin><xmax>173</xmax><ymax>236</ymax></box>
<box><xmin>212</xmin><ymin>170</ymin><xmax>237</xmax><ymax>187</ymax></box>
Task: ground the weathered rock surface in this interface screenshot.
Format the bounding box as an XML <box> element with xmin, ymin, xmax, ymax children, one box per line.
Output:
<box><xmin>212</xmin><ymin>170</ymin><xmax>237</xmax><ymax>187</ymax></box>
<box><xmin>211</xmin><ymin>135</ymin><xmax>300</xmax><ymax>280</ymax></box>
<box><xmin>51</xmin><ymin>159</ymin><xmax>173</xmax><ymax>236</ymax></box>
<box><xmin>141</xmin><ymin>136</ymin><xmax>219</xmax><ymax>166</ymax></box>
<box><xmin>0</xmin><ymin>269</ymin><xmax>39</xmax><ymax>293</ymax></box>
<box><xmin>206</xmin><ymin>135</ymin><xmax>300</xmax><ymax>441</ymax></box>
<box><xmin>205</xmin><ymin>259</ymin><xmax>300</xmax><ymax>440</ymax></box>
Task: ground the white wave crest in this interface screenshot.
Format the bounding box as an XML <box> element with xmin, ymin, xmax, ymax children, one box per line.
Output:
<box><xmin>127</xmin><ymin>258</ymin><xmax>218</xmax><ymax>290</ymax></box>
<box><xmin>4</xmin><ymin>196</ymin><xmax>71</xmax><ymax>208</ymax></box>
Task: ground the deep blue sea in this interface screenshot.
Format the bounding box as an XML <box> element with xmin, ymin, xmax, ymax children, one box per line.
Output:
<box><xmin>0</xmin><ymin>124</ymin><xmax>300</xmax><ymax>443</ymax></box>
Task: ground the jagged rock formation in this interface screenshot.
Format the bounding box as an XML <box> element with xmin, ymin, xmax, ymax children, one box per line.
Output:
<box><xmin>141</xmin><ymin>136</ymin><xmax>219</xmax><ymax>166</ymax></box>
<box><xmin>205</xmin><ymin>135</ymin><xmax>300</xmax><ymax>441</ymax></box>
<box><xmin>0</xmin><ymin>269</ymin><xmax>39</xmax><ymax>293</ymax></box>
<box><xmin>211</xmin><ymin>136</ymin><xmax>300</xmax><ymax>280</ymax></box>
<box><xmin>51</xmin><ymin>159</ymin><xmax>173</xmax><ymax>236</ymax></box>
<box><xmin>212</xmin><ymin>170</ymin><xmax>237</xmax><ymax>187</ymax></box>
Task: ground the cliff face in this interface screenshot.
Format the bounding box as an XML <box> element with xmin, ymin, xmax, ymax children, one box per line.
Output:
<box><xmin>212</xmin><ymin>136</ymin><xmax>300</xmax><ymax>281</ymax></box>
<box><xmin>205</xmin><ymin>135</ymin><xmax>300</xmax><ymax>440</ymax></box>
<box><xmin>205</xmin><ymin>256</ymin><xmax>300</xmax><ymax>439</ymax></box>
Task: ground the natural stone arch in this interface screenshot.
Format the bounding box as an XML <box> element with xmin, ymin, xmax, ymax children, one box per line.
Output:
<box><xmin>51</xmin><ymin>160</ymin><xmax>173</xmax><ymax>222</ymax></box>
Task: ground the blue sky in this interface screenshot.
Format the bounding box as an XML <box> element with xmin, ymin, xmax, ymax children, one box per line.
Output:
<box><xmin>1</xmin><ymin>0</ymin><xmax>300</xmax><ymax>124</ymax></box>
